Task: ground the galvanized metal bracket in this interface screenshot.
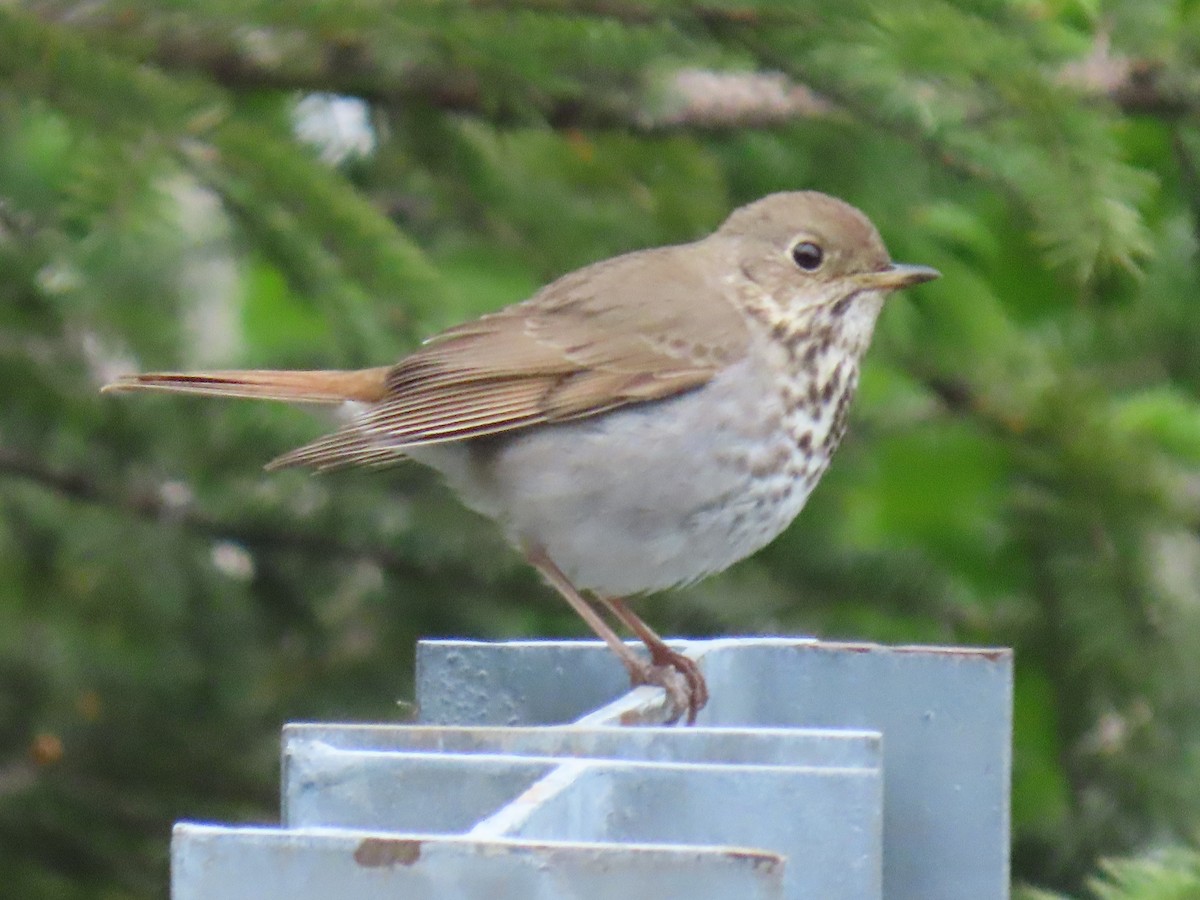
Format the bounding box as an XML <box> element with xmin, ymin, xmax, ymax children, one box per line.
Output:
<box><xmin>172</xmin><ymin>637</ymin><xmax>1012</xmax><ymax>900</ymax></box>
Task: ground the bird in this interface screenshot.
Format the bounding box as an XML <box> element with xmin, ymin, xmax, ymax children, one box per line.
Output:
<box><xmin>103</xmin><ymin>191</ymin><xmax>939</xmax><ymax>724</ymax></box>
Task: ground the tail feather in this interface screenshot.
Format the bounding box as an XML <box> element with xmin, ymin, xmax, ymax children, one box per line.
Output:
<box><xmin>101</xmin><ymin>368</ymin><xmax>392</xmax><ymax>404</ymax></box>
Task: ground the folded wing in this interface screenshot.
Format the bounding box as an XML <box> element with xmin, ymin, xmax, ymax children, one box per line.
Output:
<box><xmin>270</xmin><ymin>245</ymin><xmax>749</xmax><ymax>471</ymax></box>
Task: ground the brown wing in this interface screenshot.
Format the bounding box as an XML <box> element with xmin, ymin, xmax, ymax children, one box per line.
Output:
<box><xmin>269</xmin><ymin>244</ymin><xmax>749</xmax><ymax>471</ymax></box>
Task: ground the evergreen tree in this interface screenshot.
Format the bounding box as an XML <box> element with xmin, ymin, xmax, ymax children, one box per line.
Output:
<box><xmin>2</xmin><ymin>2</ymin><xmax>1200</xmax><ymax>896</ymax></box>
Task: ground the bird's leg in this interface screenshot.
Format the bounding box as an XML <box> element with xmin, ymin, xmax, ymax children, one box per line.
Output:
<box><xmin>524</xmin><ymin>546</ymin><xmax>694</xmax><ymax>723</ymax></box>
<box><xmin>524</xmin><ymin>546</ymin><xmax>640</xmax><ymax>672</ymax></box>
<box><xmin>596</xmin><ymin>594</ymin><xmax>708</xmax><ymax>725</ymax></box>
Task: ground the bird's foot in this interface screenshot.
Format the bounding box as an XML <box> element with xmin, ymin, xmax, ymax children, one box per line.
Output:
<box><xmin>627</xmin><ymin>646</ymin><xmax>708</xmax><ymax>725</ymax></box>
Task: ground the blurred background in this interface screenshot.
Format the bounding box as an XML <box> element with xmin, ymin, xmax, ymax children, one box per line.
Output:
<box><xmin>3</xmin><ymin>1</ymin><xmax>1200</xmax><ymax>897</ymax></box>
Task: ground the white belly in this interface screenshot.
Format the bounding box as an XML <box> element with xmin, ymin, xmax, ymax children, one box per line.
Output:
<box><xmin>408</xmin><ymin>354</ymin><xmax>843</xmax><ymax>596</ymax></box>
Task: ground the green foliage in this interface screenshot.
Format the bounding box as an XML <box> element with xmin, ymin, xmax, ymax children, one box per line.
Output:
<box><xmin>3</xmin><ymin>0</ymin><xmax>1200</xmax><ymax>896</ymax></box>
<box><xmin>1017</xmin><ymin>846</ymin><xmax>1200</xmax><ymax>900</ymax></box>
<box><xmin>1088</xmin><ymin>848</ymin><xmax>1200</xmax><ymax>900</ymax></box>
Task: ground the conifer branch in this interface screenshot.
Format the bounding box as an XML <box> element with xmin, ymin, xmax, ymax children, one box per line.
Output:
<box><xmin>18</xmin><ymin>4</ymin><xmax>1199</xmax><ymax>127</ymax></box>
<box><xmin>467</xmin><ymin>0</ymin><xmax>808</xmax><ymax>27</ymax></box>
<box><xmin>0</xmin><ymin>446</ymin><xmax>435</xmax><ymax>583</ymax></box>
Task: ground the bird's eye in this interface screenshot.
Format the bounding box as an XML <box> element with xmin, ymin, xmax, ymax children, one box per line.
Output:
<box><xmin>791</xmin><ymin>241</ymin><xmax>824</xmax><ymax>271</ymax></box>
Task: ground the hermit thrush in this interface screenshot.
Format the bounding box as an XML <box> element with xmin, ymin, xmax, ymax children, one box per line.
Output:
<box><xmin>104</xmin><ymin>191</ymin><xmax>938</xmax><ymax>723</ymax></box>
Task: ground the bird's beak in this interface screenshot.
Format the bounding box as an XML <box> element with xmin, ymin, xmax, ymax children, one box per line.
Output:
<box><xmin>858</xmin><ymin>263</ymin><xmax>940</xmax><ymax>291</ymax></box>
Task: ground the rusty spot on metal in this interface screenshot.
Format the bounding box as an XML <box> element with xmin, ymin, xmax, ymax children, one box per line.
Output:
<box><xmin>726</xmin><ymin>848</ymin><xmax>785</xmax><ymax>874</ymax></box>
<box><xmin>809</xmin><ymin>641</ymin><xmax>1011</xmax><ymax>662</ymax></box>
<box><xmin>892</xmin><ymin>644</ymin><xmax>1011</xmax><ymax>661</ymax></box>
<box><xmin>354</xmin><ymin>837</ymin><xmax>422</xmax><ymax>868</ymax></box>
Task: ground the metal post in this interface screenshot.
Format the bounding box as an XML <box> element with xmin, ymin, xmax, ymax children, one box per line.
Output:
<box><xmin>172</xmin><ymin>637</ymin><xmax>1012</xmax><ymax>900</ymax></box>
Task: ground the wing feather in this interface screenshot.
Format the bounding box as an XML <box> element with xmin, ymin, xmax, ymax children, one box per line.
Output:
<box><xmin>272</xmin><ymin>243</ymin><xmax>750</xmax><ymax>470</ymax></box>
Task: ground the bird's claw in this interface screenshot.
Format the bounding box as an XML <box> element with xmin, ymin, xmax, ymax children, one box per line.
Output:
<box><xmin>628</xmin><ymin>647</ymin><xmax>708</xmax><ymax>725</ymax></box>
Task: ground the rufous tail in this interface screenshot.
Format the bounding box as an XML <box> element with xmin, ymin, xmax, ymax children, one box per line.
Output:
<box><xmin>101</xmin><ymin>368</ymin><xmax>392</xmax><ymax>404</ymax></box>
